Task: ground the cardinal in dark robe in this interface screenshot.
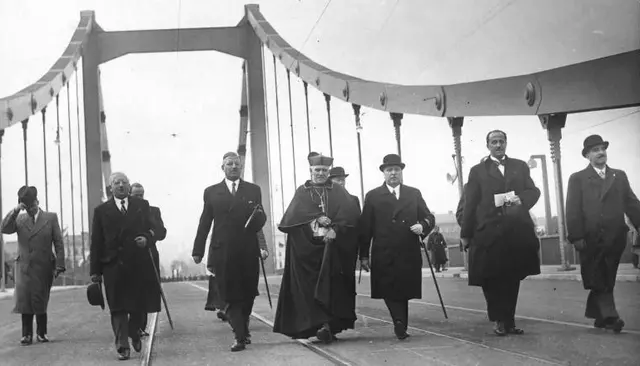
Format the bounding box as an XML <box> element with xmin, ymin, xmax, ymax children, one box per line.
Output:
<box><xmin>273</xmin><ymin>153</ymin><xmax>361</xmax><ymax>343</ymax></box>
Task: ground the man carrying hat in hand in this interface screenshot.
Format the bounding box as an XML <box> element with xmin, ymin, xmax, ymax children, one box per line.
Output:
<box><xmin>1</xmin><ymin>186</ymin><xmax>65</xmax><ymax>346</ymax></box>
<box><xmin>566</xmin><ymin>135</ymin><xmax>640</xmax><ymax>333</ymax></box>
<box><xmin>358</xmin><ymin>154</ymin><xmax>435</xmax><ymax>339</ymax></box>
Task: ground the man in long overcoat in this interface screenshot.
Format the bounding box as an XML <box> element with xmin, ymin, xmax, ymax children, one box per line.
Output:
<box><xmin>426</xmin><ymin>226</ymin><xmax>448</xmax><ymax>272</ymax></box>
<box><xmin>205</xmin><ymin>229</ymin><xmax>269</xmax><ymax>323</ymax></box>
<box><xmin>359</xmin><ymin>154</ymin><xmax>435</xmax><ymax>340</ymax></box>
<box><xmin>274</xmin><ymin>153</ymin><xmax>360</xmax><ymax>343</ymax></box>
<box><xmin>461</xmin><ymin>130</ymin><xmax>541</xmax><ymax>336</ymax></box>
<box><xmin>90</xmin><ymin>172</ymin><xmax>154</xmax><ymax>360</ymax></box>
<box><xmin>192</xmin><ymin>152</ymin><xmax>267</xmax><ymax>352</ymax></box>
<box><xmin>566</xmin><ymin>135</ymin><xmax>640</xmax><ymax>333</ymax></box>
<box><xmin>1</xmin><ymin>186</ymin><xmax>65</xmax><ymax>345</ymax></box>
<box><xmin>130</xmin><ymin>183</ymin><xmax>167</xmax><ymax>337</ymax></box>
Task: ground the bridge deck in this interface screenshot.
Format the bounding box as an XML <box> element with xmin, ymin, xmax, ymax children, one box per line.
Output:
<box><xmin>0</xmin><ymin>275</ymin><xmax>638</xmax><ymax>365</ymax></box>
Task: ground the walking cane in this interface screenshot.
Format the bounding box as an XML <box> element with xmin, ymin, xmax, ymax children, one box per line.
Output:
<box><xmin>419</xmin><ymin>237</ymin><xmax>448</xmax><ymax>319</ymax></box>
<box><xmin>246</xmin><ymin>204</ymin><xmax>273</xmax><ymax>309</ymax></box>
<box><xmin>148</xmin><ymin>248</ymin><xmax>174</xmax><ymax>329</ymax></box>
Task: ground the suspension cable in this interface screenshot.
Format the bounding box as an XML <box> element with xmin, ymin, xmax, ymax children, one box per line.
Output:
<box><xmin>272</xmin><ymin>56</ymin><xmax>286</xmax><ymax>214</ymax></box>
<box><xmin>303</xmin><ymin>81</ymin><xmax>312</xmax><ymax>153</ymax></box>
<box><xmin>352</xmin><ymin>104</ymin><xmax>365</xmax><ymax>204</ymax></box>
<box><xmin>74</xmin><ymin>67</ymin><xmax>86</xmax><ymax>263</ymax></box>
<box><xmin>286</xmin><ymin>69</ymin><xmax>298</xmax><ymax>188</ymax></box>
<box><xmin>55</xmin><ymin>94</ymin><xmax>66</xmax><ymax>286</ymax></box>
<box><xmin>66</xmin><ymin>83</ymin><xmax>77</xmax><ymax>283</ymax></box>
<box><xmin>0</xmin><ymin>130</ymin><xmax>5</xmax><ymax>292</ymax></box>
<box><xmin>323</xmin><ymin>93</ymin><xmax>334</xmax><ymax>157</ymax></box>
<box><xmin>41</xmin><ymin>107</ymin><xmax>49</xmax><ymax>210</ymax></box>
<box><xmin>21</xmin><ymin>119</ymin><xmax>29</xmax><ymax>185</ymax></box>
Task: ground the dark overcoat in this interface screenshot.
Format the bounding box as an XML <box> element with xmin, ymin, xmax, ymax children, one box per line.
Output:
<box><xmin>461</xmin><ymin>157</ymin><xmax>541</xmax><ymax>286</ymax></box>
<box><xmin>566</xmin><ymin>165</ymin><xmax>640</xmax><ymax>291</ymax></box>
<box><xmin>2</xmin><ymin>210</ymin><xmax>64</xmax><ymax>314</ymax></box>
<box><xmin>90</xmin><ymin>196</ymin><xmax>153</xmax><ymax>312</ymax></box>
<box><xmin>192</xmin><ymin>180</ymin><xmax>266</xmax><ymax>303</ymax></box>
<box><xmin>359</xmin><ymin>183</ymin><xmax>435</xmax><ymax>301</ymax></box>
<box><xmin>141</xmin><ymin>206</ymin><xmax>167</xmax><ymax>313</ymax></box>
<box><xmin>426</xmin><ymin>232</ymin><xmax>448</xmax><ymax>265</ymax></box>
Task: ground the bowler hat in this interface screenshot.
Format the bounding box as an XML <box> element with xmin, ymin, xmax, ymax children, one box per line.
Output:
<box><xmin>582</xmin><ymin>134</ymin><xmax>609</xmax><ymax>157</ymax></box>
<box><xmin>86</xmin><ymin>282</ymin><xmax>105</xmax><ymax>310</ymax></box>
<box><xmin>379</xmin><ymin>154</ymin><xmax>405</xmax><ymax>172</ymax></box>
<box><xmin>17</xmin><ymin>186</ymin><xmax>38</xmax><ymax>206</ymax></box>
<box><xmin>328</xmin><ymin>166</ymin><xmax>349</xmax><ymax>179</ymax></box>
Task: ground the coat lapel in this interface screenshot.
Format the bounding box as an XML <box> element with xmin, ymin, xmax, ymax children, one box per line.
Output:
<box><xmin>600</xmin><ymin>166</ymin><xmax>616</xmax><ymax>201</ymax></box>
<box><xmin>485</xmin><ymin>158</ymin><xmax>505</xmax><ymax>184</ymax></box>
<box><xmin>29</xmin><ymin>211</ymin><xmax>48</xmax><ymax>238</ymax></box>
<box><xmin>392</xmin><ymin>184</ymin><xmax>413</xmax><ymax>219</ymax></box>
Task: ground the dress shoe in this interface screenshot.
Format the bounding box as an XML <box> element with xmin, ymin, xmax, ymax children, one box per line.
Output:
<box><xmin>217</xmin><ymin>311</ymin><xmax>229</xmax><ymax>322</ymax></box>
<box><xmin>231</xmin><ymin>340</ymin><xmax>246</xmax><ymax>352</ymax></box>
<box><xmin>316</xmin><ymin>326</ymin><xmax>333</xmax><ymax>343</ymax></box>
<box><xmin>117</xmin><ymin>348</ymin><xmax>130</xmax><ymax>361</ymax></box>
<box><xmin>36</xmin><ymin>334</ymin><xmax>50</xmax><ymax>342</ymax></box>
<box><xmin>493</xmin><ymin>321</ymin><xmax>507</xmax><ymax>336</ymax></box>
<box><xmin>20</xmin><ymin>335</ymin><xmax>33</xmax><ymax>346</ymax></box>
<box><xmin>139</xmin><ymin>329</ymin><xmax>150</xmax><ymax>338</ymax></box>
<box><xmin>594</xmin><ymin>319</ymin><xmax>606</xmax><ymax>328</ymax></box>
<box><xmin>132</xmin><ymin>338</ymin><xmax>142</xmax><ymax>353</ymax></box>
<box><xmin>605</xmin><ymin>318</ymin><xmax>625</xmax><ymax>334</ymax></box>
<box><xmin>393</xmin><ymin>321</ymin><xmax>409</xmax><ymax>340</ymax></box>
<box><xmin>244</xmin><ymin>335</ymin><xmax>252</xmax><ymax>345</ymax></box>
<box><xmin>506</xmin><ymin>327</ymin><xmax>524</xmax><ymax>335</ymax></box>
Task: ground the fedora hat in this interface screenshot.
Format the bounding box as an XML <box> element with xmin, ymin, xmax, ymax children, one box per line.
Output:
<box><xmin>17</xmin><ymin>186</ymin><xmax>38</xmax><ymax>207</ymax></box>
<box><xmin>86</xmin><ymin>282</ymin><xmax>105</xmax><ymax>310</ymax></box>
<box><xmin>328</xmin><ymin>166</ymin><xmax>349</xmax><ymax>179</ymax></box>
<box><xmin>379</xmin><ymin>154</ymin><xmax>405</xmax><ymax>172</ymax></box>
<box><xmin>582</xmin><ymin>134</ymin><xmax>609</xmax><ymax>157</ymax></box>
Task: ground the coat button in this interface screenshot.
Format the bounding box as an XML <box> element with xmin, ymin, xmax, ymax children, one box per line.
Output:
<box><xmin>391</xmin><ymin>219</ymin><xmax>396</xmax><ymax>223</ymax></box>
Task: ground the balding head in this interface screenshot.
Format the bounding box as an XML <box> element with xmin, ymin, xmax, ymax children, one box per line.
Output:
<box><xmin>109</xmin><ymin>172</ymin><xmax>130</xmax><ymax>199</ymax></box>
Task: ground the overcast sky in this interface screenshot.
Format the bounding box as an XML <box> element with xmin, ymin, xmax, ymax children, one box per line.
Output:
<box><xmin>1</xmin><ymin>0</ymin><xmax>639</xmax><ymax>270</ymax></box>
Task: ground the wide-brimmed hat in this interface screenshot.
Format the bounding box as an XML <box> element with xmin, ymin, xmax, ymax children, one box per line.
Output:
<box><xmin>328</xmin><ymin>166</ymin><xmax>349</xmax><ymax>179</ymax></box>
<box><xmin>86</xmin><ymin>282</ymin><xmax>105</xmax><ymax>310</ymax></box>
<box><xmin>17</xmin><ymin>186</ymin><xmax>38</xmax><ymax>206</ymax></box>
<box><xmin>582</xmin><ymin>134</ymin><xmax>609</xmax><ymax>157</ymax></box>
<box><xmin>379</xmin><ymin>154</ymin><xmax>405</xmax><ymax>172</ymax></box>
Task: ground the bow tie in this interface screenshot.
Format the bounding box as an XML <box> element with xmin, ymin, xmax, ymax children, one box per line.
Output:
<box><xmin>494</xmin><ymin>159</ymin><xmax>505</xmax><ymax>166</ymax></box>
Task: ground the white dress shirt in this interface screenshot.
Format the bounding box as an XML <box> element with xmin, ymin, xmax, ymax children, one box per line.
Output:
<box><xmin>114</xmin><ymin>196</ymin><xmax>129</xmax><ymax>212</ymax></box>
<box><xmin>593</xmin><ymin>165</ymin><xmax>607</xmax><ymax>179</ymax></box>
<box><xmin>386</xmin><ymin>184</ymin><xmax>400</xmax><ymax>199</ymax></box>
<box><xmin>225</xmin><ymin>178</ymin><xmax>240</xmax><ymax>194</ymax></box>
<box><xmin>490</xmin><ymin>156</ymin><xmax>505</xmax><ymax>175</ymax></box>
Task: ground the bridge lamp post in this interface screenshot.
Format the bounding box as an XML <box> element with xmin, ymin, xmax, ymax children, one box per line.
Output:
<box><xmin>527</xmin><ymin>155</ymin><xmax>553</xmax><ymax>235</ymax></box>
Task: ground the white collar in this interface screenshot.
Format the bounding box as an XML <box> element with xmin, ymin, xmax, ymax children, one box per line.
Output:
<box><xmin>225</xmin><ymin>178</ymin><xmax>240</xmax><ymax>192</ymax></box>
<box><xmin>593</xmin><ymin>165</ymin><xmax>606</xmax><ymax>174</ymax></box>
<box><xmin>386</xmin><ymin>184</ymin><xmax>400</xmax><ymax>194</ymax></box>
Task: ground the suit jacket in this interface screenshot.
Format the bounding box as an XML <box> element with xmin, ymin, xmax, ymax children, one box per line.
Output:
<box><xmin>1</xmin><ymin>209</ymin><xmax>64</xmax><ymax>314</ymax></box>
<box><xmin>358</xmin><ymin>183</ymin><xmax>434</xmax><ymax>300</ymax></box>
<box><xmin>461</xmin><ymin>157</ymin><xmax>541</xmax><ymax>285</ymax></box>
<box><xmin>566</xmin><ymin>164</ymin><xmax>640</xmax><ymax>290</ymax></box>
<box><xmin>192</xmin><ymin>179</ymin><xmax>266</xmax><ymax>303</ymax></box>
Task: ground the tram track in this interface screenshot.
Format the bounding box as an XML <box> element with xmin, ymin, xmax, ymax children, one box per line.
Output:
<box><xmin>184</xmin><ymin>282</ymin><xmax>568</xmax><ymax>366</ymax></box>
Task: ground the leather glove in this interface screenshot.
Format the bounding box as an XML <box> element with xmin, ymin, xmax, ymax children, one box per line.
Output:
<box><xmin>91</xmin><ymin>274</ymin><xmax>102</xmax><ymax>283</ymax></box>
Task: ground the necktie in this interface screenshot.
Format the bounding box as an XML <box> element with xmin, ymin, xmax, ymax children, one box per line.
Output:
<box><xmin>392</xmin><ymin>190</ymin><xmax>398</xmax><ymax>199</ymax></box>
<box><xmin>31</xmin><ymin>216</ymin><xmax>36</xmax><ymax>224</ymax></box>
<box><xmin>231</xmin><ymin>182</ymin><xmax>237</xmax><ymax>196</ymax></box>
<box><xmin>598</xmin><ymin>171</ymin><xmax>606</xmax><ymax>179</ymax></box>
<box><xmin>120</xmin><ymin>199</ymin><xmax>127</xmax><ymax>215</ymax></box>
